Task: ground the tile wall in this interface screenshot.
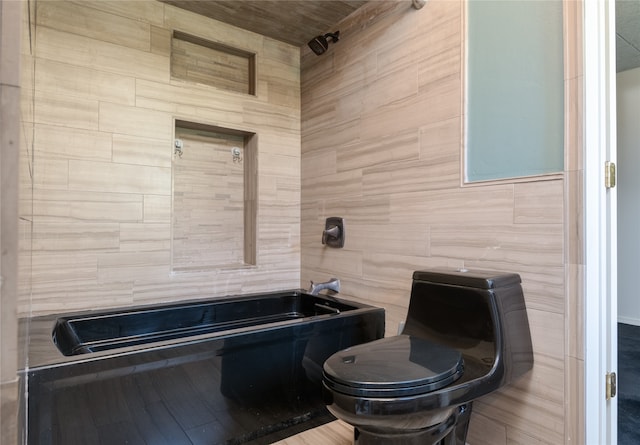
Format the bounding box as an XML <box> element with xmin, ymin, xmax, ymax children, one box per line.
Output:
<box><xmin>19</xmin><ymin>1</ymin><xmax>302</xmax><ymax>316</ymax></box>
<box><xmin>299</xmin><ymin>0</ymin><xmax>583</xmax><ymax>443</ymax></box>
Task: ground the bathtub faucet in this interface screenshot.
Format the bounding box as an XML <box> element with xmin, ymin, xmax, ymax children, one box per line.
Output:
<box><xmin>308</xmin><ymin>278</ymin><xmax>340</xmax><ymax>296</ymax></box>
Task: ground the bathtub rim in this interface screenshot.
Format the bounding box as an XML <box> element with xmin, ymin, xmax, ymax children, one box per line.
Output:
<box><xmin>19</xmin><ymin>289</ymin><xmax>384</xmax><ymax>372</ymax></box>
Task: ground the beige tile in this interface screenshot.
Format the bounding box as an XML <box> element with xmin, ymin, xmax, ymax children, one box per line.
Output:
<box><xmin>360</xmin><ymin>75</ymin><xmax>461</xmax><ymax>141</ymax></box>
<box><xmin>132</xmin><ymin>281</ymin><xmax>226</xmax><ymax>306</ymax></box>
<box><xmin>32</xmin><ymin>222</ymin><xmax>120</xmax><ymax>252</ymax></box>
<box><xmin>467</xmin><ymin>412</ymin><xmax>507</xmax><ymax>445</ymax></box>
<box><xmin>347</xmin><ymin>223</ymin><xmax>429</xmax><ymax>257</ymax></box>
<box><xmin>29</xmin><ymin>281</ymin><xmax>133</xmax><ymax>315</ymax></box>
<box><xmin>512</xmin><ymin>352</ymin><xmax>565</xmax><ymax>405</ymax></box>
<box><xmin>150</xmin><ymin>25</ymin><xmax>171</xmax><ymax>56</ymax></box>
<box><xmin>363</xmin><ymin>65</ymin><xmax>418</xmax><ymax>111</ymax></box>
<box><xmin>97</xmin><ymin>251</ymin><xmax>170</xmax><ymax>283</ymax></box>
<box><xmin>474</xmin><ymin>386</ymin><xmax>564</xmax><ymax>444</ymax></box>
<box><xmin>243</xmin><ymin>101</ymin><xmax>300</xmax><ymax>131</ymax></box>
<box><xmin>464</xmin><ymin>260</ymin><xmax>565</xmax><ymax>314</ymax></box>
<box><xmin>37</xmin><ymin>1</ymin><xmax>151</xmax><ymax>52</ymax></box>
<box><xmin>33</xmin><ymin>189</ymin><xmax>143</xmax><ymax>222</ymax></box>
<box><xmin>419</xmin><ymin>115</ymin><xmax>461</xmax><ymax>159</ymax></box>
<box><xmin>507</xmin><ymin>427</ymin><xmax>555</xmax><ymax>445</ymax></box>
<box><xmin>135</xmin><ymin>79</ymin><xmax>245</xmax><ymax>124</ymax></box>
<box><xmin>339</xmin><ymin>129</ymin><xmax>419</xmax><ymax>172</ymax></box>
<box><xmin>261</xmin><ymin>37</ymin><xmax>299</xmax><ymax>69</ymax></box>
<box><xmin>566</xmin><ymin>263</ymin><xmax>584</xmax><ymax>360</ymax></box>
<box><xmin>112</xmin><ymin>134</ymin><xmax>171</xmax><ymax>168</ymax></box>
<box><xmin>302</xmin><ymin>117</ymin><xmax>360</xmax><ymax>156</ymax></box>
<box><xmin>35</xmin><ymin>58</ymin><xmax>135</xmax><ymax>106</ymax></box>
<box><xmin>257</xmin><ymin>202</ymin><xmax>299</xmax><ymax>223</ymax></box>
<box><xmin>301</xmin><ymin>150</ymin><xmax>336</xmax><ymax>180</ymax></box>
<box><xmin>302</xmin><ymin>170</ymin><xmax>362</xmax><ymax>201</ymax></box>
<box><xmin>31</xmin><ymin>252</ymin><xmax>98</xmax><ymax>284</ymax></box>
<box><xmin>514</xmin><ymin>180</ymin><xmax>564</xmax><ymax>224</ymax></box>
<box><xmin>303</xmin><ymin>55</ymin><xmax>375</xmax><ymax>107</ymax></box>
<box><xmin>99</xmin><ymin>102</ymin><xmax>172</xmax><ymax>140</ymax></box>
<box><xmin>565</xmin><ymin>76</ymin><xmax>584</xmax><ymax>172</ymax></box>
<box><xmin>376</xmin><ymin>13</ymin><xmax>460</xmax><ymax>81</ymax></box>
<box><xmin>143</xmin><ymin>195</ymin><xmax>171</xmax><ymax>223</ymax></box>
<box><xmin>363</xmin><ymin>254</ymin><xmax>465</xmax><ymax>284</ymax></box>
<box><xmin>320</xmin><ymin>196</ymin><xmax>392</xmax><ymax>225</ymax></box>
<box><xmin>68</xmin><ymin>160</ymin><xmax>171</xmax><ymax>195</ymax></box>
<box><xmin>527</xmin><ymin>308</ymin><xmax>565</xmax><ymax>360</ymax></box>
<box><xmin>563</xmin><ymin>0</ymin><xmax>583</xmax><ymax>80</ymax></box>
<box><xmin>302</xmin><ymin>247</ymin><xmax>363</xmax><ymax>277</ymax></box>
<box><xmin>34</xmin><ymin>90</ymin><xmax>99</xmax><ymax>130</ymax></box>
<box><xmin>418</xmin><ymin>45</ymin><xmax>462</xmax><ymax>94</ymax></box>
<box><xmin>390</xmin><ymin>186</ymin><xmax>514</xmax><ymax>226</ymax></box>
<box><xmin>363</xmin><ymin>157</ymin><xmax>458</xmax><ymax>196</ymax></box>
<box><xmin>34</xmin><ymin>124</ymin><xmax>112</xmax><ymax>161</ymax></box>
<box><xmin>19</xmin><ymin>61</ymin><xmax>34</xmax><ymax>124</ymax></box>
<box><xmin>565</xmin><ymin>169</ymin><xmax>584</xmax><ymax>265</ymax></box>
<box><xmin>330</xmin><ymin>3</ymin><xmax>412</xmax><ymax>71</ymax></box>
<box><xmin>263</xmin><ymin>74</ymin><xmax>301</xmax><ymax>108</ymax></box>
<box><xmin>256</xmin><ymin>129</ymin><xmax>300</xmax><ymax>157</ymax></box>
<box><xmin>119</xmin><ymin>223</ymin><xmax>170</xmax><ymax>252</ymax></box>
<box><xmin>260</xmin><ymin>153</ymin><xmax>300</xmax><ymax>178</ymax></box>
<box><xmin>430</xmin><ymin>223</ymin><xmax>563</xmax><ymax>266</ymax></box>
<box><xmin>564</xmin><ymin>356</ymin><xmax>584</xmax><ymax>445</ymax></box>
<box><xmin>35</xmin><ymin>27</ymin><xmax>169</xmax><ymax>82</ymax></box>
<box><xmin>33</xmin><ymin>158</ymin><xmax>68</xmax><ymax>190</ymax></box>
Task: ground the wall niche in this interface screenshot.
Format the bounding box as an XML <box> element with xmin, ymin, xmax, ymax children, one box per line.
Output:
<box><xmin>172</xmin><ymin>120</ymin><xmax>257</xmax><ymax>271</ymax></box>
<box><xmin>171</xmin><ymin>30</ymin><xmax>256</xmax><ymax>95</ymax></box>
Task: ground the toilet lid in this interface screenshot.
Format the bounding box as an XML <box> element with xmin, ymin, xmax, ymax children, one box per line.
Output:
<box><xmin>323</xmin><ymin>335</ymin><xmax>464</xmax><ymax>397</ymax></box>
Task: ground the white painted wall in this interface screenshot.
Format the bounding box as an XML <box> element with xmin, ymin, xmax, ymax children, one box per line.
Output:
<box><xmin>617</xmin><ymin>66</ymin><xmax>640</xmax><ymax>326</ymax></box>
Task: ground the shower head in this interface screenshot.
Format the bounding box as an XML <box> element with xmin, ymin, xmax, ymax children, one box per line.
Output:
<box><xmin>307</xmin><ymin>31</ymin><xmax>340</xmax><ymax>55</ymax></box>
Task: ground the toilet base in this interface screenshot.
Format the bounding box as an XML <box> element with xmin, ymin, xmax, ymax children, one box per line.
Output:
<box><xmin>353</xmin><ymin>403</ymin><xmax>472</xmax><ymax>445</ymax></box>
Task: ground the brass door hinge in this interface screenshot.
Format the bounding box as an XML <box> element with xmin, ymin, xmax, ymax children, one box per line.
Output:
<box><xmin>606</xmin><ymin>372</ymin><xmax>617</xmax><ymax>400</ymax></box>
<box><xmin>605</xmin><ymin>161</ymin><xmax>616</xmax><ymax>189</ymax></box>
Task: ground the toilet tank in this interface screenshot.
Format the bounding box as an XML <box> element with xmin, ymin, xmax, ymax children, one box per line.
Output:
<box><xmin>403</xmin><ymin>269</ymin><xmax>533</xmax><ymax>385</ymax></box>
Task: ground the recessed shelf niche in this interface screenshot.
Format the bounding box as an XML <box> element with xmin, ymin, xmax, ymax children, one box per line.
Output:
<box><xmin>171</xmin><ymin>31</ymin><xmax>256</xmax><ymax>95</ymax></box>
<box><xmin>172</xmin><ymin>120</ymin><xmax>257</xmax><ymax>272</ymax></box>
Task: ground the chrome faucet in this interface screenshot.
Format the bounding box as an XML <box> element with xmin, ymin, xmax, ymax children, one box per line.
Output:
<box><xmin>308</xmin><ymin>278</ymin><xmax>340</xmax><ymax>296</ymax></box>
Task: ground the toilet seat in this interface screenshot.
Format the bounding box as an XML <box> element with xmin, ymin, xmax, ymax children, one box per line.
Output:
<box><xmin>323</xmin><ymin>335</ymin><xmax>464</xmax><ymax>398</ymax></box>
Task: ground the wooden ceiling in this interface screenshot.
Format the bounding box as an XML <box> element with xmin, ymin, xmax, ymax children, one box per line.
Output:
<box><xmin>161</xmin><ymin>1</ymin><xmax>369</xmax><ymax>47</ymax></box>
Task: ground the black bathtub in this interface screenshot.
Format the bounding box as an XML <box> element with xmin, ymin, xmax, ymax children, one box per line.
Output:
<box><xmin>22</xmin><ymin>290</ymin><xmax>385</xmax><ymax>445</ymax></box>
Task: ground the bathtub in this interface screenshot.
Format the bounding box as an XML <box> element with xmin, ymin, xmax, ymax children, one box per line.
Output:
<box><xmin>22</xmin><ymin>290</ymin><xmax>385</xmax><ymax>445</ymax></box>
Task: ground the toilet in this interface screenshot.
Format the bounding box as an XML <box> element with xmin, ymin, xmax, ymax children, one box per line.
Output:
<box><xmin>322</xmin><ymin>269</ymin><xmax>534</xmax><ymax>445</ymax></box>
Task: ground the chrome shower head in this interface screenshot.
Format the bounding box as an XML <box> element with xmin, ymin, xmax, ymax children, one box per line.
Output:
<box><xmin>308</xmin><ymin>31</ymin><xmax>340</xmax><ymax>55</ymax></box>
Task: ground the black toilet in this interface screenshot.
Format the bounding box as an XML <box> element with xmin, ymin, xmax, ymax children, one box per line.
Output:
<box><xmin>322</xmin><ymin>269</ymin><xmax>534</xmax><ymax>445</ymax></box>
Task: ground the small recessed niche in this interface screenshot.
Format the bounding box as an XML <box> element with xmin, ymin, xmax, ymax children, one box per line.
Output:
<box><xmin>171</xmin><ymin>31</ymin><xmax>256</xmax><ymax>95</ymax></box>
<box><xmin>172</xmin><ymin>120</ymin><xmax>257</xmax><ymax>272</ymax></box>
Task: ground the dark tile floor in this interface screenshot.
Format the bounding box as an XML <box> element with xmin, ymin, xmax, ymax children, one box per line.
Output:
<box><xmin>618</xmin><ymin>323</ymin><xmax>640</xmax><ymax>445</ymax></box>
